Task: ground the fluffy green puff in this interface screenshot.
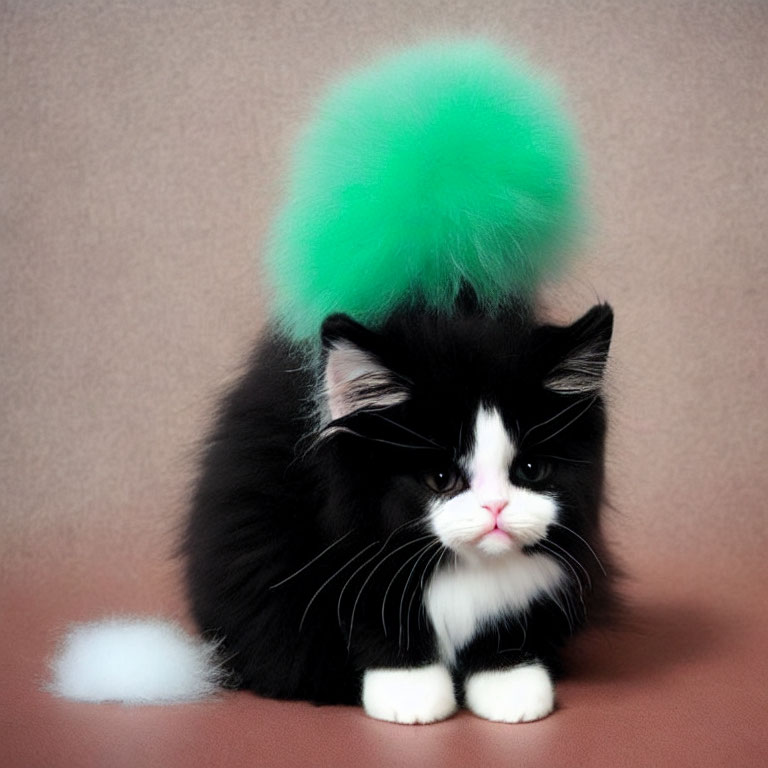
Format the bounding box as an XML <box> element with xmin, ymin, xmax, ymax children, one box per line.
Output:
<box><xmin>267</xmin><ymin>40</ymin><xmax>582</xmax><ymax>340</ymax></box>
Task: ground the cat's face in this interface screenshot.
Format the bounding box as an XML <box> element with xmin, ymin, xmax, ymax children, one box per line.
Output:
<box><xmin>427</xmin><ymin>405</ymin><xmax>560</xmax><ymax>560</ymax></box>
<box><xmin>319</xmin><ymin>301</ymin><xmax>613</xmax><ymax>565</ymax></box>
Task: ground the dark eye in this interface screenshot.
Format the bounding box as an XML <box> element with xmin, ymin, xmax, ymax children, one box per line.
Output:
<box><xmin>423</xmin><ymin>467</ymin><xmax>466</xmax><ymax>495</ymax></box>
<box><xmin>513</xmin><ymin>458</ymin><xmax>552</xmax><ymax>484</ymax></box>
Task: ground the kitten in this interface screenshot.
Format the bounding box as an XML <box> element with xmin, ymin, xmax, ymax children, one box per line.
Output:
<box><xmin>183</xmin><ymin>292</ymin><xmax>616</xmax><ymax>724</ymax></box>
<box><xmin>47</xmin><ymin>42</ymin><xmax>612</xmax><ymax>718</ymax></box>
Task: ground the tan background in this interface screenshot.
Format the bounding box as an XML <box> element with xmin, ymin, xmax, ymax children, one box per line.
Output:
<box><xmin>3</xmin><ymin>0</ymin><xmax>767</xmax><ymax>580</ymax></box>
<box><xmin>2</xmin><ymin>2</ymin><xmax>768</xmax><ymax>766</ymax></box>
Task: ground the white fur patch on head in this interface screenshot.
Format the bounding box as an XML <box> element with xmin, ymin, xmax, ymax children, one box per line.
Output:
<box><xmin>467</xmin><ymin>406</ymin><xmax>516</xmax><ymax>496</ymax></box>
<box><xmin>362</xmin><ymin>663</ymin><xmax>457</xmax><ymax>724</ymax></box>
<box><xmin>464</xmin><ymin>662</ymin><xmax>555</xmax><ymax>723</ymax></box>
<box><xmin>48</xmin><ymin>618</ymin><xmax>224</xmax><ymax>704</ymax></box>
<box><xmin>428</xmin><ymin>406</ymin><xmax>558</xmax><ymax>557</ymax></box>
<box><xmin>425</xmin><ymin>553</ymin><xmax>564</xmax><ymax>663</ymax></box>
<box><xmin>324</xmin><ymin>341</ymin><xmax>408</xmax><ymax>421</ymax></box>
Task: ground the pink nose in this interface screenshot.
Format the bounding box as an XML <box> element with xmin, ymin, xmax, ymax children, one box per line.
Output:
<box><xmin>482</xmin><ymin>499</ymin><xmax>508</xmax><ymax>517</ymax></box>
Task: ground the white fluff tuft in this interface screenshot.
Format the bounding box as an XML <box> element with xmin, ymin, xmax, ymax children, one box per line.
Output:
<box><xmin>49</xmin><ymin>618</ymin><xmax>225</xmax><ymax>704</ymax></box>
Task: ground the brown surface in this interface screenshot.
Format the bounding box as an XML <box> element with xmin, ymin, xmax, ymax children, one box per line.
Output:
<box><xmin>5</xmin><ymin>562</ymin><xmax>768</xmax><ymax>767</ymax></box>
<box><xmin>2</xmin><ymin>1</ymin><xmax>768</xmax><ymax>766</ymax></box>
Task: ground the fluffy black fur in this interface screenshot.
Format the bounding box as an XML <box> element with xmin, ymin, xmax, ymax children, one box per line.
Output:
<box><xmin>183</xmin><ymin>296</ymin><xmax>616</xmax><ymax>705</ymax></box>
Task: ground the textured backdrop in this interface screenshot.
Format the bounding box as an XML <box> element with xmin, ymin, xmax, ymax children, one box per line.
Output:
<box><xmin>3</xmin><ymin>0</ymin><xmax>766</xmax><ymax>581</ymax></box>
<box><xmin>2</xmin><ymin>2</ymin><xmax>767</xmax><ymax>765</ymax></box>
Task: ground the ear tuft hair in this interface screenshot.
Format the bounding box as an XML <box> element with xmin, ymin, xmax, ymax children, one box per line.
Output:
<box><xmin>322</xmin><ymin>314</ymin><xmax>409</xmax><ymax>422</ymax></box>
<box><xmin>543</xmin><ymin>304</ymin><xmax>613</xmax><ymax>395</ymax></box>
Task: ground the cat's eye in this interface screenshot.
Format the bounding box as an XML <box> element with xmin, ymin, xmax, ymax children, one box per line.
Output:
<box><xmin>423</xmin><ymin>468</ymin><xmax>466</xmax><ymax>495</ymax></box>
<box><xmin>513</xmin><ymin>458</ymin><xmax>552</xmax><ymax>484</ymax></box>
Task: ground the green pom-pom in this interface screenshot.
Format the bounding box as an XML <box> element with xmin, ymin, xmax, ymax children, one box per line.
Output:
<box><xmin>267</xmin><ymin>40</ymin><xmax>582</xmax><ymax>340</ymax></box>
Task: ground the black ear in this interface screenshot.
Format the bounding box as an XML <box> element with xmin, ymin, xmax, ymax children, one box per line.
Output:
<box><xmin>454</xmin><ymin>280</ymin><xmax>480</xmax><ymax>314</ymax></box>
<box><xmin>539</xmin><ymin>304</ymin><xmax>614</xmax><ymax>395</ymax></box>
<box><xmin>320</xmin><ymin>314</ymin><xmax>409</xmax><ymax>422</ymax></box>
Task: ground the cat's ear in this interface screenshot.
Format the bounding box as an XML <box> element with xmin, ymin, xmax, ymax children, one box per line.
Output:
<box><xmin>455</xmin><ymin>280</ymin><xmax>480</xmax><ymax>313</ymax></box>
<box><xmin>539</xmin><ymin>304</ymin><xmax>613</xmax><ymax>395</ymax></box>
<box><xmin>320</xmin><ymin>314</ymin><xmax>409</xmax><ymax>422</ymax></box>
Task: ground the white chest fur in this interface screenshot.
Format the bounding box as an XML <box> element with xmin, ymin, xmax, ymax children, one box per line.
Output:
<box><xmin>424</xmin><ymin>553</ymin><xmax>564</xmax><ymax>664</ymax></box>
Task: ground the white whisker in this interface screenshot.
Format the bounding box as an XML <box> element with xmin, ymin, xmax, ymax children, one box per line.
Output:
<box><xmin>542</xmin><ymin>537</ymin><xmax>592</xmax><ymax>589</ymax></box>
<box><xmin>380</xmin><ymin>542</ymin><xmax>435</xmax><ymax>638</ymax></box>
<box><xmin>549</xmin><ymin>522</ymin><xmax>607</xmax><ymax>575</ymax></box>
<box><xmin>520</xmin><ymin>395</ymin><xmax>594</xmax><ymax>445</ymax></box>
<box><xmin>270</xmin><ymin>530</ymin><xmax>353</xmax><ymax>589</ymax></box>
<box><xmin>530</xmin><ymin>395</ymin><xmax>598</xmax><ymax>447</ymax></box>
<box><xmin>538</xmin><ymin>541</ymin><xmax>587</xmax><ymax>620</ymax></box>
<box><xmin>299</xmin><ymin>541</ymin><xmax>380</xmax><ymax>632</ymax></box>
<box><xmin>336</xmin><ymin>519</ymin><xmax>425</xmax><ymax>629</ymax></box>
<box><xmin>345</xmin><ymin>533</ymin><xmax>433</xmax><ymax>650</ymax></box>
<box><xmin>404</xmin><ymin>542</ymin><xmax>442</xmax><ymax>651</ymax></box>
<box><xmin>398</xmin><ymin>542</ymin><xmax>438</xmax><ymax>649</ymax></box>
<box><xmin>367</xmin><ymin>413</ymin><xmax>443</xmax><ymax>449</ymax></box>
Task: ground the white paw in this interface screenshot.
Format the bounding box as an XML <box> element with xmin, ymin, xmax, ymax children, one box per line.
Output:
<box><xmin>362</xmin><ymin>664</ymin><xmax>457</xmax><ymax>724</ymax></box>
<box><xmin>464</xmin><ymin>663</ymin><xmax>555</xmax><ymax>723</ymax></box>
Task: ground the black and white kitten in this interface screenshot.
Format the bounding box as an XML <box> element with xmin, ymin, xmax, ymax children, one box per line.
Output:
<box><xmin>183</xmin><ymin>291</ymin><xmax>615</xmax><ymax>724</ymax></box>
